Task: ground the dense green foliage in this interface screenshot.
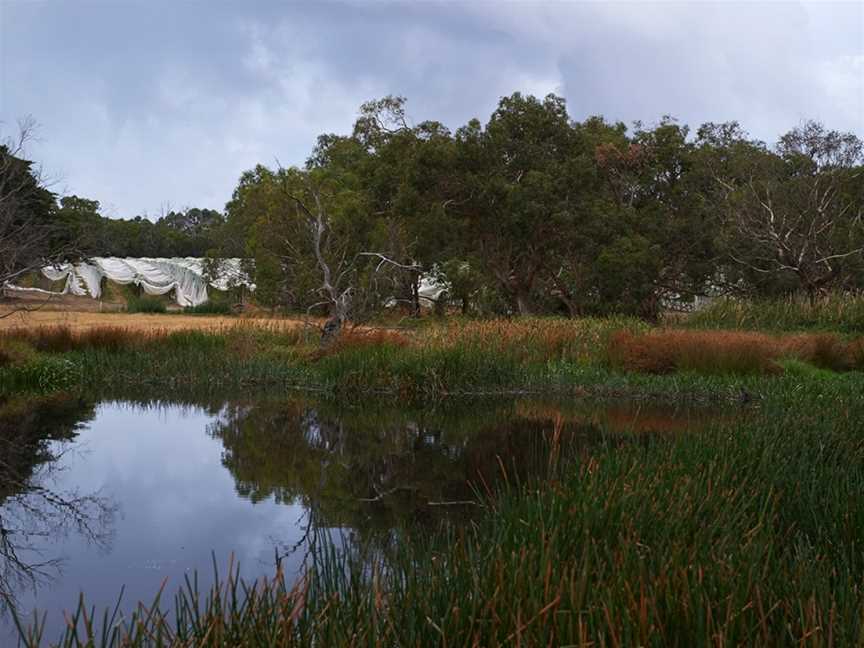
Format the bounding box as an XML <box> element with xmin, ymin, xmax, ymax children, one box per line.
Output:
<box><xmin>219</xmin><ymin>95</ymin><xmax>864</xmax><ymax>319</ymax></box>
<box><xmin>124</xmin><ymin>295</ymin><xmax>168</xmax><ymax>314</ymax></box>
<box><xmin>54</xmin><ymin>197</ymin><xmax>226</xmax><ymax>258</ymax></box>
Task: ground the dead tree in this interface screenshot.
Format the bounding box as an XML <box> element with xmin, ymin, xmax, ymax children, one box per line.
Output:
<box><xmin>713</xmin><ymin>122</ymin><xmax>864</xmax><ymax>298</ymax></box>
<box><xmin>278</xmin><ymin>172</ymin><xmax>421</xmax><ymax>346</ymax></box>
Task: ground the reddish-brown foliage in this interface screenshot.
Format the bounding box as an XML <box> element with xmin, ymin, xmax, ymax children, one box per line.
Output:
<box><xmin>849</xmin><ymin>338</ymin><xmax>864</xmax><ymax>370</ymax></box>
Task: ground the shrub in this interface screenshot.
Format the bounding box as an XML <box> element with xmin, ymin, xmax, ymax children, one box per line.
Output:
<box><xmin>7</xmin><ymin>326</ymin><xmax>77</xmax><ymax>353</ymax></box>
<box><xmin>0</xmin><ymin>339</ymin><xmax>36</xmax><ymax>367</ymax></box>
<box><xmin>18</xmin><ymin>356</ymin><xmax>82</xmax><ymax>390</ymax></box>
<box><xmin>126</xmin><ymin>295</ymin><xmax>167</xmax><ymax>314</ymax></box>
<box><xmin>607</xmin><ymin>328</ymin><xmax>864</xmax><ymax>376</ymax></box>
<box><xmin>850</xmin><ymin>338</ymin><xmax>864</xmax><ymax>370</ymax></box>
<box><xmin>1</xmin><ymin>326</ymin><xmax>142</xmax><ymax>353</ymax></box>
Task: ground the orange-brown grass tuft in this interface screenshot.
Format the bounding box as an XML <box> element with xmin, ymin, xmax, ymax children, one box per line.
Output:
<box><xmin>608</xmin><ymin>330</ymin><xmax>780</xmax><ymax>375</ymax></box>
<box><xmin>1</xmin><ymin>325</ymin><xmax>154</xmax><ymax>353</ymax></box>
<box><xmin>607</xmin><ymin>329</ymin><xmax>863</xmax><ymax>375</ymax></box>
<box><xmin>850</xmin><ymin>338</ymin><xmax>864</xmax><ymax>370</ymax></box>
<box><xmin>781</xmin><ymin>333</ymin><xmax>853</xmax><ymax>371</ymax></box>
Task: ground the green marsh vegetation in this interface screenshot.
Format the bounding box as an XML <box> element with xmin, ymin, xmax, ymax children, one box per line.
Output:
<box><xmin>1</xmin><ymin>315</ymin><xmax>863</xmax><ymax>399</ymax></box>
<box><xmin>687</xmin><ymin>294</ymin><xmax>864</xmax><ymax>334</ymax></box>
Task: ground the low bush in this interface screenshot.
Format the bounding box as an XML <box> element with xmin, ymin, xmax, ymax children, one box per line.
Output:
<box><xmin>314</xmin><ymin>328</ymin><xmax>409</xmax><ymax>359</ymax></box>
<box><xmin>851</xmin><ymin>338</ymin><xmax>864</xmax><ymax>370</ymax></box>
<box><xmin>126</xmin><ymin>295</ymin><xmax>167</xmax><ymax>314</ymax></box>
<box><xmin>606</xmin><ymin>330</ymin><xmax>782</xmax><ymax>375</ymax></box>
<box><xmin>0</xmin><ymin>338</ymin><xmax>37</xmax><ymax>367</ymax></box>
<box><xmin>783</xmin><ymin>333</ymin><xmax>853</xmax><ymax>371</ymax></box>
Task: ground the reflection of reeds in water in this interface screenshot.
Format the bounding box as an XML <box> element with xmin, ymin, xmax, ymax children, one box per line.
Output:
<box><xmin>513</xmin><ymin>400</ymin><xmax>726</xmax><ymax>435</ymax></box>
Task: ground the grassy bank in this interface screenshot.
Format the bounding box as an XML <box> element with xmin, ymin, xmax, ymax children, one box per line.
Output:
<box><xmin>14</xmin><ymin>377</ymin><xmax>864</xmax><ymax>647</ymax></box>
<box><xmin>1</xmin><ymin>317</ymin><xmax>863</xmax><ymax>400</ymax></box>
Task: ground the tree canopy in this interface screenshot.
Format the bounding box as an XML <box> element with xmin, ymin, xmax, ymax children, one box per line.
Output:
<box><xmin>222</xmin><ymin>93</ymin><xmax>864</xmax><ymax>318</ymax></box>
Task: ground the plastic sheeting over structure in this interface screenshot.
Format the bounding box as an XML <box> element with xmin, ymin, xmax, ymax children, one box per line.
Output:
<box><xmin>7</xmin><ymin>257</ymin><xmax>254</xmax><ymax>307</ymax></box>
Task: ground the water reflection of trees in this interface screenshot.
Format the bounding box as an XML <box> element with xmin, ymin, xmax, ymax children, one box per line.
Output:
<box><xmin>206</xmin><ymin>397</ymin><xmax>690</xmax><ymax>541</ymax></box>
<box><xmin>0</xmin><ymin>395</ymin><xmax>116</xmax><ymax>612</ymax></box>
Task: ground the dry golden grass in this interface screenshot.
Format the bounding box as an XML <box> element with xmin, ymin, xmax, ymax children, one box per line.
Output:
<box><xmin>0</xmin><ymin>309</ymin><xmax>310</xmax><ymax>334</ymax></box>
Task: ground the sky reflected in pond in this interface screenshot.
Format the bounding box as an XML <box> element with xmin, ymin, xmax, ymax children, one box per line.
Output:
<box><xmin>5</xmin><ymin>401</ymin><xmax>309</xmax><ymax>642</ymax></box>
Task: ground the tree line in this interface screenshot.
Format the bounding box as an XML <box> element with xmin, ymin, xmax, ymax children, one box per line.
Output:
<box><xmin>222</xmin><ymin>93</ymin><xmax>864</xmax><ymax>322</ymax></box>
<box><xmin>3</xmin><ymin>94</ymin><xmax>863</xmax><ymax>321</ymax></box>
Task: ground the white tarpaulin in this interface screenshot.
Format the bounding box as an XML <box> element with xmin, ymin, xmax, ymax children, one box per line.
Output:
<box><xmin>6</xmin><ymin>257</ymin><xmax>254</xmax><ymax>307</ymax></box>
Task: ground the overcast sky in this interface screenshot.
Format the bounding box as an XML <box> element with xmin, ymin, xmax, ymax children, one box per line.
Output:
<box><xmin>1</xmin><ymin>1</ymin><xmax>862</xmax><ymax>219</ymax></box>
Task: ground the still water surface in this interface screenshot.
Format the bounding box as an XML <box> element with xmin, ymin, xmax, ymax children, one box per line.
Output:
<box><xmin>0</xmin><ymin>394</ymin><xmax>718</xmax><ymax>642</ymax></box>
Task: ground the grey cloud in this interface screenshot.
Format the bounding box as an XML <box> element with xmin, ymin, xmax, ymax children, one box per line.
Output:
<box><xmin>1</xmin><ymin>1</ymin><xmax>860</xmax><ymax>219</ymax></box>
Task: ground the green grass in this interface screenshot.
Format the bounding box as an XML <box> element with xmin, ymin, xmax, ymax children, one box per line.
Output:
<box><xmin>15</xmin><ymin>380</ymin><xmax>864</xmax><ymax>646</ymax></box>
<box><xmin>686</xmin><ymin>294</ymin><xmax>864</xmax><ymax>333</ymax></box>
<box><xmin>4</xmin><ymin>314</ymin><xmax>864</xmax><ymax>645</ymax></box>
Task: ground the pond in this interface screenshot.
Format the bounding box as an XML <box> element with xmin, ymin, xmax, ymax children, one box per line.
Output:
<box><xmin>0</xmin><ymin>393</ymin><xmax>723</xmax><ymax>642</ymax></box>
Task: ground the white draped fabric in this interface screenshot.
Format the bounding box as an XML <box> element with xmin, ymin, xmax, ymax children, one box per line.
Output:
<box><xmin>7</xmin><ymin>257</ymin><xmax>254</xmax><ymax>307</ymax></box>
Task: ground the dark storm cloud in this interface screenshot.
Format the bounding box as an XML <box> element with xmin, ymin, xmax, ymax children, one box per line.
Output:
<box><xmin>1</xmin><ymin>1</ymin><xmax>860</xmax><ymax>218</ymax></box>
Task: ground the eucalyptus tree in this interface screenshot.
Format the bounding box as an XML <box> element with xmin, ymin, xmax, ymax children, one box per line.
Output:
<box><xmin>443</xmin><ymin>93</ymin><xmax>580</xmax><ymax>315</ymax></box>
<box><xmin>591</xmin><ymin>118</ymin><xmax>720</xmax><ymax>317</ymax></box>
